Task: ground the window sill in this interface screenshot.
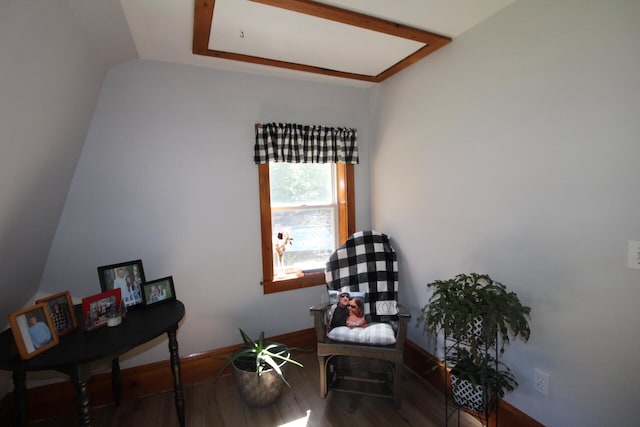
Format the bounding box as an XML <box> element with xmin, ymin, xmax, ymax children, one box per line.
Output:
<box><xmin>262</xmin><ymin>271</ymin><xmax>326</xmax><ymax>294</ymax></box>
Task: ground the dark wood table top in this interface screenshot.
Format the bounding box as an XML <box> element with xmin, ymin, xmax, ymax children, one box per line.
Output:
<box><xmin>0</xmin><ymin>300</ymin><xmax>185</xmax><ymax>372</ymax></box>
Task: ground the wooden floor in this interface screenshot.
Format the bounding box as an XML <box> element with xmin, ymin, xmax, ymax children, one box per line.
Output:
<box><xmin>28</xmin><ymin>352</ymin><xmax>482</xmax><ymax>427</ymax></box>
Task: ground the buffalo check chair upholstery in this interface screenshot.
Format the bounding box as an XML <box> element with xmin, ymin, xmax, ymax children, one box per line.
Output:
<box><xmin>309</xmin><ymin>230</ymin><xmax>410</xmax><ymax>408</ymax></box>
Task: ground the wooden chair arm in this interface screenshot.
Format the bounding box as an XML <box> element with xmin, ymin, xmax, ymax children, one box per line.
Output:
<box><xmin>397</xmin><ymin>303</ymin><xmax>411</xmax><ymax>318</ymax></box>
<box><xmin>310</xmin><ymin>302</ymin><xmax>331</xmax><ymax>342</ymax></box>
<box><xmin>395</xmin><ymin>303</ymin><xmax>410</xmax><ymax>349</ymax></box>
<box><xmin>310</xmin><ymin>302</ymin><xmax>331</xmax><ymax>312</ymax></box>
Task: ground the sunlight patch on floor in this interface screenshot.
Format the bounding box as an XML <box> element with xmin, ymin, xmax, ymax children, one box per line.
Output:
<box><xmin>277</xmin><ymin>409</ymin><xmax>310</xmax><ymax>427</ymax></box>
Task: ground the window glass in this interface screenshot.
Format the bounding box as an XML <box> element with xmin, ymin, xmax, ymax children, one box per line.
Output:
<box><xmin>270</xmin><ymin>163</ymin><xmax>333</xmax><ymax>206</ymax></box>
<box><xmin>270</xmin><ymin>163</ymin><xmax>337</xmax><ymax>272</ymax></box>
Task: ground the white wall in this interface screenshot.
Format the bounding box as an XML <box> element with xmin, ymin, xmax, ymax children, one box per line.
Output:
<box><xmin>0</xmin><ymin>0</ymin><xmax>107</xmax><ymax>323</ymax></box>
<box><xmin>370</xmin><ymin>1</ymin><xmax>640</xmax><ymax>426</ymax></box>
<box><xmin>39</xmin><ymin>60</ymin><xmax>371</xmax><ymax>371</ymax></box>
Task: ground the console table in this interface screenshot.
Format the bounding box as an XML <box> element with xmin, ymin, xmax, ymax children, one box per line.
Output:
<box><xmin>0</xmin><ymin>299</ymin><xmax>186</xmax><ymax>426</ymax></box>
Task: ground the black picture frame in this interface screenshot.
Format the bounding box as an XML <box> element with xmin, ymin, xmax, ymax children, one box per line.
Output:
<box><xmin>142</xmin><ymin>276</ymin><xmax>176</xmax><ymax>307</ymax></box>
<box><xmin>97</xmin><ymin>259</ymin><xmax>146</xmax><ymax>310</ymax></box>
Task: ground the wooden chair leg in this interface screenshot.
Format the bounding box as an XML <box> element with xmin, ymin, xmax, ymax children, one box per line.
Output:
<box><xmin>393</xmin><ymin>361</ymin><xmax>403</xmax><ymax>409</ymax></box>
<box><xmin>318</xmin><ymin>355</ymin><xmax>327</xmax><ymax>398</ymax></box>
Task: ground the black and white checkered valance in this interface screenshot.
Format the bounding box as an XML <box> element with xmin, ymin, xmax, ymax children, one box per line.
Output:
<box><xmin>254</xmin><ymin>122</ymin><xmax>358</xmax><ymax>164</ymax></box>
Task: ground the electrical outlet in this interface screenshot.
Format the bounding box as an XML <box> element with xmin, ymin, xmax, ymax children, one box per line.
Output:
<box><xmin>535</xmin><ymin>369</ymin><xmax>549</xmax><ymax>396</ymax></box>
<box><xmin>628</xmin><ymin>241</ymin><xmax>640</xmax><ymax>269</ymax></box>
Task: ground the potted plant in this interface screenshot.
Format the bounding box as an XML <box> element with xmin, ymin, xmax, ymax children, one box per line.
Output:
<box><xmin>216</xmin><ymin>329</ymin><xmax>304</xmax><ymax>407</ymax></box>
<box><xmin>448</xmin><ymin>348</ymin><xmax>517</xmax><ymax>413</ymax></box>
<box><xmin>418</xmin><ymin>273</ymin><xmax>530</xmax><ymax>414</ymax></box>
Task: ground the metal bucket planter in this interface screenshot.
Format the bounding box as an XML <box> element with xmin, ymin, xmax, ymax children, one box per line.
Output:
<box><xmin>233</xmin><ymin>358</ymin><xmax>288</xmax><ymax>407</ymax></box>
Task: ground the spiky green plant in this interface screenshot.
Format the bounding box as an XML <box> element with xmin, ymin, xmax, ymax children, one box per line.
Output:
<box><xmin>215</xmin><ymin>329</ymin><xmax>304</xmax><ymax>387</ymax></box>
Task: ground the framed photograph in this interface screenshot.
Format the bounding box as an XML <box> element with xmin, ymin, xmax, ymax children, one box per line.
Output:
<box><xmin>97</xmin><ymin>259</ymin><xmax>146</xmax><ymax>310</ymax></box>
<box><xmin>8</xmin><ymin>303</ymin><xmax>59</xmax><ymax>360</ymax></box>
<box><xmin>142</xmin><ymin>276</ymin><xmax>176</xmax><ymax>307</ymax></box>
<box><xmin>35</xmin><ymin>291</ymin><xmax>78</xmax><ymax>337</ymax></box>
<box><xmin>82</xmin><ymin>289</ymin><xmax>122</xmax><ymax>331</ymax></box>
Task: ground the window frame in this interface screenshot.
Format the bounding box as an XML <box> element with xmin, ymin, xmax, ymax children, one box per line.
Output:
<box><xmin>258</xmin><ymin>162</ymin><xmax>355</xmax><ymax>294</ymax></box>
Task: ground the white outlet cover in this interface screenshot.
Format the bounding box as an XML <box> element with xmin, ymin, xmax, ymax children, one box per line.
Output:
<box><xmin>628</xmin><ymin>241</ymin><xmax>640</xmax><ymax>270</ymax></box>
<box><xmin>534</xmin><ymin>369</ymin><xmax>549</xmax><ymax>396</ymax></box>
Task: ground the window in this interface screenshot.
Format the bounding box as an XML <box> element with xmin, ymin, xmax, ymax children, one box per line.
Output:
<box><xmin>259</xmin><ymin>162</ymin><xmax>354</xmax><ymax>293</ymax></box>
<box><xmin>271</xmin><ymin>162</ymin><xmax>336</xmax><ymax>271</ymax></box>
<box><xmin>254</xmin><ymin>122</ymin><xmax>358</xmax><ymax>294</ymax></box>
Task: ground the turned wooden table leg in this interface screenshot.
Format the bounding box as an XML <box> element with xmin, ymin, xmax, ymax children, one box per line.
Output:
<box><xmin>112</xmin><ymin>358</ymin><xmax>121</xmax><ymax>406</ymax></box>
<box><xmin>71</xmin><ymin>365</ymin><xmax>92</xmax><ymax>427</ymax></box>
<box><xmin>12</xmin><ymin>370</ymin><xmax>27</xmax><ymax>427</ymax></box>
<box><xmin>168</xmin><ymin>328</ymin><xmax>185</xmax><ymax>427</ymax></box>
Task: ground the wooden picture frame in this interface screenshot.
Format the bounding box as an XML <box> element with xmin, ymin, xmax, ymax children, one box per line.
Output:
<box><xmin>97</xmin><ymin>259</ymin><xmax>146</xmax><ymax>310</ymax></box>
<box><xmin>81</xmin><ymin>289</ymin><xmax>122</xmax><ymax>331</ymax></box>
<box><xmin>142</xmin><ymin>276</ymin><xmax>176</xmax><ymax>307</ymax></box>
<box><xmin>8</xmin><ymin>303</ymin><xmax>59</xmax><ymax>360</ymax></box>
<box><xmin>35</xmin><ymin>291</ymin><xmax>78</xmax><ymax>337</ymax></box>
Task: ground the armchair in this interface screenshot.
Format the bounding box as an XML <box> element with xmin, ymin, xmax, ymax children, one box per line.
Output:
<box><xmin>309</xmin><ymin>230</ymin><xmax>410</xmax><ymax>408</ymax></box>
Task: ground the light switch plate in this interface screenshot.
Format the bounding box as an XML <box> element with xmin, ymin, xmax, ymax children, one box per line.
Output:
<box><xmin>628</xmin><ymin>241</ymin><xmax>640</xmax><ymax>269</ymax></box>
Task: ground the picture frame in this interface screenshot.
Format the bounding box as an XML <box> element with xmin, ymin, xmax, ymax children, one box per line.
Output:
<box><xmin>81</xmin><ymin>289</ymin><xmax>122</xmax><ymax>331</ymax></box>
<box><xmin>97</xmin><ymin>259</ymin><xmax>146</xmax><ymax>310</ymax></box>
<box><xmin>35</xmin><ymin>291</ymin><xmax>78</xmax><ymax>337</ymax></box>
<box><xmin>8</xmin><ymin>303</ymin><xmax>59</xmax><ymax>360</ymax></box>
<box><xmin>142</xmin><ymin>276</ymin><xmax>176</xmax><ymax>307</ymax></box>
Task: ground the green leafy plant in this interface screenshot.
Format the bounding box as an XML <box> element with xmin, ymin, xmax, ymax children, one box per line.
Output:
<box><xmin>419</xmin><ymin>273</ymin><xmax>530</xmax><ymax>355</ymax></box>
<box><xmin>215</xmin><ymin>329</ymin><xmax>304</xmax><ymax>387</ymax></box>
<box><xmin>449</xmin><ymin>348</ymin><xmax>517</xmax><ymax>398</ymax></box>
<box><xmin>417</xmin><ymin>273</ymin><xmax>531</xmax><ymax>411</ymax></box>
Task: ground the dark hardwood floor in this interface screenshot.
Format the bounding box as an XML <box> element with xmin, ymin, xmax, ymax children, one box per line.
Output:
<box><xmin>28</xmin><ymin>352</ymin><xmax>482</xmax><ymax>426</ymax></box>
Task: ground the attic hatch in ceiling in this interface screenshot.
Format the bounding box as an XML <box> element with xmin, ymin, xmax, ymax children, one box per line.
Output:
<box><xmin>193</xmin><ymin>0</ymin><xmax>452</xmax><ymax>83</ymax></box>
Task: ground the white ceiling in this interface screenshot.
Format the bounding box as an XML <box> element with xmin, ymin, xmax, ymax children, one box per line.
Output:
<box><xmin>210</xmin><ymin>0</ymin><xmax>428</xmax><ymax>77</ymax></box>
<box><xmin>71</xmin><ymin>0</ymin><xmax>517</xmax><ymax>87</ymax></box>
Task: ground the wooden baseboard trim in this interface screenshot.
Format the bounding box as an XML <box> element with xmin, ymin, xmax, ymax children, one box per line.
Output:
<box><xmin>1</xmin><ymin>329</ymin><xmax>541</xmax><ymax>426</ymax></box>
<box><xmin>403</xmin><ymin>340</ymin><xmax>545</xmax><ymax>427</ymax></box>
